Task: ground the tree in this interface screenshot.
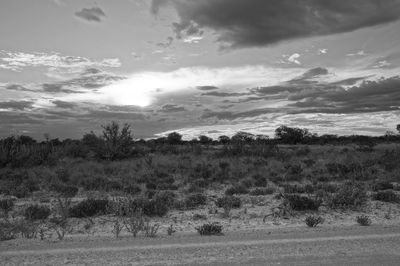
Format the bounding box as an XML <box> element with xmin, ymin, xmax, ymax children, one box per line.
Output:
<box><xmin>218</xmin><ymin>135</ymin><xmax>230</xmax><ymax>144</ymax></box>
<box><xmin>275</xmin><ymin>126</ymin><xmax>311</xmax><ymax>144</ymax></box>
<box><xmin>397</xmin><ymin>124</ymin><xmax>400</xmax><ymax>134</ymax></box>
<box><xmin>167</xmin><ymin>132</ymin><xmax>182</xmax><ymax>145</ymax></box>
<box><xmin>231</xmin><ymin>132</ymin><xmax>255</xmax><ymax>143</ymax></box>
<box><xmin>198</xmin><ymin>135</ymin><xmax>212</xmax><ymax>145</ymax></box>
<box><xmin>101</xmin><ymin>121</ymin><xmax>134</xmax><ymax>160</ymax></box>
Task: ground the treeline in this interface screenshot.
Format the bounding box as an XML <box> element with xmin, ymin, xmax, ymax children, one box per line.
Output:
<box><xmin>1</xmin><ymin>122</ymin><xmax>400</xmax><ymax>167</ymax></box>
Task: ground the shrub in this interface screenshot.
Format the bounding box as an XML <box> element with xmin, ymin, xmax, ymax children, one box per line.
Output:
<box><xmin>328</xmin><ymin>182</ymin><xmax>368</xmax><ymax>210</ymax></box>
<box><xmin>283</xmin><ymin>184</ymin><xmax>306</xmax><ymax>194</ymax></box>
<box><xmin>193</xmin><ymin>213</ymin><xmax>208</xmax><ymax>220</ymax></box>
<box><xmin>225</xmin><ymin>184</ymin><xmax>249</xmax><ymax>195</ymax></box>
<box><xmin>305</xmin><ymin>215</ymin><xmax>324</xmax><ymax>227</ymax></box>
<box><xmin>250</xmin><ymin>187</ymin><xmax>275</xmax><ymax>196</ymax></box>
<box><xmin>128</xmin><ymin>197</ymin><xmax>170</xmax><ymax>217</ymax></box>
<box><xmin>51</xmin><ymin>183</ymin><xmax>79</xmax><ymax>198</ymax></box>
<box><xmin>356</xmin><ymin>215</ymin><xmax>372</xmax><ymax>226</ymax></box>
<box><xmin>124</xmin><ymin>184</ymin><xmax>141</xmax><ymax>195</ymax></box>
<box><xmin>0</xmin><ymin>199</ymin><xmax>14</xmax><ymax>217</ymax></box>
<box><xmin>196</xmin><ymin>222</ymin><xmax>223</xmax><ymax>236</ymax></box>
<box><xmin>373</xmin><ymin>190</ymin><xmax>400</xmax><ymax>203</ymax></box>
<box><xmin>24</xmin><ymin>204</ymin><xmax>51</xmax><ymax>221</ymax></box>
<box><xmin>372</xmin><ymin>180</ymin><xmax>394</xmax><ymax>191</ymax></box>
<box><xmin>284</xmin><ymin>194</ymin><xmax>321</xmax><ymax>211</ymax></box>
<box><xmin>185</xmin><ymin>193</ymin><xmax>207</xmax><ymax>209</ymax></box>
<box><xmin>69</xmin><ymin>198</ymin><xmax>109</xmax><ymax>218</ymax></box>
<box><xmin>0</xmin><ymin>221</ymin><xmax>18</xmax><ymax>241</ymax></box>
<box><xmin>216</xmin><ymin>196</ymin><xmax>241</xmax><ymax>209</ymax></box>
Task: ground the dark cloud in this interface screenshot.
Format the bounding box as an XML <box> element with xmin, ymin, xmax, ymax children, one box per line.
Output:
<box><xmin>202</xmin><ymin>107</ymin><xmax>279</xmax><ymax>120</ymax></box>
<box><xmin>0</xmin><ymin>112</ymin><xmax>43</xmax><ymax>125</ymax></box>
<box><xmin>152</xmin><ymin>0</ymin><xmax>400</xmax><ymax>49</ymax></box>
<box><xmin>201</xmin><ymin>91</ymin><xmax>250</xmax><ymax>97</ymax></box>
<box><xmin>52</xmin><ymin>100</ymin><xmax>76</xmax><ymax>109</ymax></box>
<box><xmin>5</xmin><ymin>84</ymin><xmax>36</xmax><ymax>92</ymax></box>
<box><xmin>42</xmin><ymin>71</ymin><xmax>125</xmax><ymax>94</ymax></box>
<box><xmin>0</xmin><ymin>100</ymin><xmax>34</xmax><ymax>110</ymax></box>
<box><xmin>297</xmin><ymin>67</ymin><xmax>329</xmax><ymax>80</ymax></box>
<box><xmin>160</xmin><ymin>104</ymin><xmax>187</xmax><ymax>113</ymax></box>
<box><xmin>156</xmin><ymin>37</ymin><xmax>174</xmax><ymax>48</ymax></box>
<box><xmin>75</xmin><ymin>7</ymin><xmax>106</xmax><ymax>22</ymax></box>
<box><xmin>196</xmin><ymin>86</ymin><xmax>219</xmax><ymax>91</ymax></box>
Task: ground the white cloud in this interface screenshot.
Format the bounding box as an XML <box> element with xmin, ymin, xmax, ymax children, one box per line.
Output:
<box><xmin>347</xmin><ymin>50</ymin><xmax>366</xmax><ymax>57</ymax></box>
<box><xmin>0</xmin><ymin>51</ymin><xmax>121</xmax><ymax>72</ymax></box>
<box><xmin>288</xmin><ymin>53</ymin><xmax>301</xmax><ymax>65</ymax></box>
<box><xmin>183</xmin><ymin>36</ymin><xmax>203</xmax><ymax>44</ymax></box>
<box><xmin>65</xmin><ymin>65</ymin><xmax>304</xmax><ymax>107</ymax></box>
<box><xmin>318</xmin><ymin>48</ymin><xmax>328</xmax><ymax>55</ymax></box>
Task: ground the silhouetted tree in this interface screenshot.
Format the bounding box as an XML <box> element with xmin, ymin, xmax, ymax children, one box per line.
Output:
<box><xmin>198</xmin><ymin>135</ymin><xmax>212</xmax><ymax>145</ymax></box>
<box><xmin>167</xmin><ymin>132</ymin><xmax>182</xmax><ymax>145</ymax></box>
<box><xmin>397</xmin><ymin>124</ymin><xmax>400</xmax><ymax>134</ymax></box>
<box><xmin>275</xmin><ymin>126</ymin><xmax>311</xmax><ymax>144</ymax></box>
<box><xmin>218</xmin><ymin>135</ymin><xmax>230</xmax><ymax>144</ymax></box>
<box><xmin>101</xmin><ymin>121</ymin><xmax>134</xmax><ymax>160</ymax></box>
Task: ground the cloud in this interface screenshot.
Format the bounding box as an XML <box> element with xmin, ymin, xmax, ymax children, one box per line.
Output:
<box><xmin>75</xmin><ymin>7</ymin><xmax>106</xmax><ymax>22</ymax></box>
<box><xmin>5</xmin><ymin>84</ymin><xmax>36</xmax><ymax>92</ymax></box>
<box><xmin>0</xmin><ymin>100</ymin><xmax>34</xmax><ymax>111</ymax></box>
<box><xmin>318</xmin><ymin>49</ymin><xmax>328</xmax><ymax>55</ymax></box>
<box><xmin>157</xmin><ymin>37</ymin><xmax>174</xmax><ymax>48</ymax></box>
<box><xmin>152</xmin><ymin>0</ymin><xmax>400</xmax><ymax>49</ymax></box>
<box><xmin>0</xmin><ymin>51</ymin><xmax>121</xmax><ymax>72</ymax></box>
<box><xmin>52</xmin><ymin>100</ymin><xmax>76</xmax><ymax>109</ymax></box>
<box><xmin>196</xmin><ymin>86</ymin><xmax>219</xmax><ymax>91</ymax></box>
<box><xmin>201</xmin><ymin>91</ymin><xmax>249</xmax><ymax>97</ymax></box>
<box><xmin>288</xmin><ymin>53</ymin><xmax>301</xmax><ymax>65</ymax></box>
<box><xmin>160</xmin><ymin>104</ymin><xmax>187</xmax><ymax>113</ymax></box>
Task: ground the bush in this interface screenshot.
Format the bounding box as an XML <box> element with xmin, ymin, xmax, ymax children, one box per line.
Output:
<box><xmin>216</xmin><ymin>196</ymin><xmax>241</xmax><ymax>209</ymax></box>
<box><xmin>284</xmin><ymin>194</ymin><xmax>321</xmax><ymax>211</ymax></box>
<box><xmin>328</xmin><ymin>182</ymin><xmax>368</xmax><ymax>210</ymax></box>
<box><xmin>373</xmin><ymin>190</ymin><xmax>400</xmax><ymax>203</ymax></box>
<box><xmin>24</xmin><ymin>204</ymin><xmax>51</xmax><ymax>221</ymax></box>
<box><xmin>69</xmin><ymin>198</ymin><xmax>109</xmax><ymax>218</ymax></box>
<box><xmin>249</xmin><ymin>187</ymin><xmax>275</xmax><ymax>196</ymax></box>
<box><xmin>51</xmin><ymin>183</ymin><xmax>79</xmax><ymax>198</ymax></box>
<box><xmin>372</xmin><ymin>180</ymin><xmax>394</xmax><ymax>191</ymax></box>
<box><xmin>124</xmin><ymin>184</ymin><xmax>141</xmax><ymax>195</ymax></box>
<box><xmin>356</xmin><ymin>215</ymin><xmax>372</xmax><ymax>226</ymax></box>
<box><xmin>0</xmin><ymin>221</ymin><xmax>18</xmax><ymax>241</ymax></box>
<box><xmin>196</xmin><ymin>222</ymin><xmax>223</xmax><ymax>236</ymax></box>
<box><xmin>126</xmin><ymin>196</ymin><xmax>170</xmax><ymax>217</ymax></box>
<box><xmin>0</xmin><ymin>199</ymin><xmax>14</xmax><ymax>217</ymax></box>
<box><xmin>305</xmin><ymin>215</ymin><xmax>324</xmax><ymax>227</ymax></box>
<box><xmin>185</xmin><ymin>193</ymin><xmax>207</xmax><ymax>209</ymax></box>
<box><xmin>225</xmin><ymin>184</ymin><xmax>249</xmax><ymax>195</ymax></box>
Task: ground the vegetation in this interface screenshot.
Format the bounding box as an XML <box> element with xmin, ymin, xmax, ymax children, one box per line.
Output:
<box><xmin>1</xmin><ymin>122</ymin><xmax>400</xmax><ymax>242</ymax></box>
<box><xmin>356</xmin><ymin>215</ymin><xmax>372</xmax><ymax>226</ymax></box>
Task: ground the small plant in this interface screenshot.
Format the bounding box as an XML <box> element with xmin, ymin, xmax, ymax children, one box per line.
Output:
<box><xmin>249</xmin><ymin>187</ymin><xmax>275</xmax><ymax>196</ymax></box>
<box><xmin>24</xmin><ymin>204</ymin><xmax>51</xmax><ymax>221</ymax></box>
<box><xmin>0</xmin><ymin>220</ymin><xmax>18</xmax><ymax>241</ymax></box>
<box><xmin>284</xmin><ymin>194</ymin><xmax>321</xmax><ymax>211</ymax></box>
<box><xmin>124</xmin><ymin>212</ymin><xmax>144</xmax><ymax>237</ymax></box>
<box><xmin>184</xmin><ymin>193</ymin><xmax>207</xmax><ymax>209</ymax></box>
<box><xmin>49</xmin><ymin>217</ymin><xmax>72</xmax><ymax>240</ymax></box>
<box><xmin>0</xmin><ymin>199</ymin><xmax>14</xmax><ymax>218</ymax></box>
<box><xmin>356</xmin><ymin>215</ymin><xmax>372</xmax><ymax>226</ymax></box>
<box><xmin>167</xmin><ymin>224</ymin><xmax>176</xmax><ymax>236</ymax></box>
<box><xmin>143</xmin><ymin>218</ymin><xmax>160</xmax><ymax>237</ymax></box>
<box><xmin>196</xmin><ymin>222</ymin><xmax>223</xmax><ymax>236</ymax></box>
<box><xmin>305</xmin><ymin>215</ymin><xmax>324</xmax><ymax>227</ymax></box>
<box><xmin>69</xmin><ymin>198</ymin><xmax>110</xmax><ymax>218</ymax></box>
<box><xmin>373</xmin><ymin>190</ymin><xmax>400</xmax><ymax>203</ymax></box>
<box><xmin>216</xmin><ymin>196</ymin><xmax>241</xmax><ymax>218</ymax></box>
<box><xmin>225</xmin><ymin>184</ymin><xmax>249</xmax><ymax>195</ymax></box>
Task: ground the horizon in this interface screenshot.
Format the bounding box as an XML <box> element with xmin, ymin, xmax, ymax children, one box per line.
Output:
<box><xmin>1</xmin><ymin>0</ymin><xmax>400</xmax><ymax>140</ymax></box>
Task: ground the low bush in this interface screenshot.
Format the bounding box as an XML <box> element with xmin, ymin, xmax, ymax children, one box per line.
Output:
<box><xmin>372</xmin><ymin>180</ymin><xmax>394</xmax><ymax>192</ymax></box>
<box><xmin>69</xmin><ymin>198</ymin><xmax>109</xmax><ymax>218</ymax></box>
<box><xmin>356</xmin><ymin>215</ymin><xmax>372</xmax><ymax>226</ymax></box>
<box><xmin>0</xmin><ymin>221</ymin><xmax>19</xmax><ymax>241</ymax></box>
<box><xmin>24</xmin><ymin>204</ymin><xmax>51</xmax><ymax>221</ymax></box>
<box><xmin>305</xmin><ymin>215</ymin><xmax>324</xmax><ymax>227</ymax></box>
<box><xmin>249</xmin><ymin>187</ymin><xmax>275</xmax><ymax>196</ymax></box>
<box><xmin>196</xmin><ymin>222</ymin><xmax>223</xmax><ymax>236</ymax></box>
<box><xmin>216</xmin><ymin>196</ymin><xmax>241</xmax><ymax>209</ymax></box>
<box><xmin>328</xmin><ymin>182</ymin><xmax>368</xmax><ymax>210</ymax></box>
<box><xmin>193</xmin><ymin>213</ymin><xmax>208</xmax><ymax>220</ymax></box>
<box><xmin>123</xmin><ymin>184</ymin><xmax>141</xmax><ymax>195</ymax></box>
<box><xmin>50</xmin><ymin>183</ymin><xmax>79</xmax><ymax>198</ymax></box>
<box><xmin>185</xmin><ymin>193</ymin><xmax>207</xmax><ymax>209</ymax></box>
<box><xmin>225</xmin><ymin>184</ymin><xmax>249</xmax><ymax>195</ymax></box>
<box><xmin>0</xmin><ymin>199</ymin><xmax>14</xmax><ymax>217</ymax></box>
<box><xmin>284</xmin><ymin>194</ymin><xmax>321</xmax><ymax>211</ymax></box>
<box><xmin>373</xmin><ymin>190</ymin><xmax>400</xmax><ymax>203</ymax></box>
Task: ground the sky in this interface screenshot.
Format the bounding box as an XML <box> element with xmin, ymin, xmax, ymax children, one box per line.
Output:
<box><xmin>1</xmin><ymin>0</ymin><xmax>400</xmax><ymax>140</ymax></box>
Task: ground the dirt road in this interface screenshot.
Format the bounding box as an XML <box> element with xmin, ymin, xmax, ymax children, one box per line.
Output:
<box><xmin>1</xmin><ymin>225</ymin><xmax>400</xmax><ymax>265</ymax></box>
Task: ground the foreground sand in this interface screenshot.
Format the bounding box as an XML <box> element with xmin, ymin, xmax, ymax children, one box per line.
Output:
<box><xmin>1</xmin><ymin>224</ymin><xmax>400</xmax><ymax>266</ymax></box>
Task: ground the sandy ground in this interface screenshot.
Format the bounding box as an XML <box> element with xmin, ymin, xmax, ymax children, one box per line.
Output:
<box><xmin>1</xmin><ymin>225</ymin><xmax>400</xmax><ymax>265</ymax></box>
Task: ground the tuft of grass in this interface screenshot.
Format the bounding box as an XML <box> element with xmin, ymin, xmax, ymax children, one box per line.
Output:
<box><xmin>305</xmin><ymin>215</ymin><xmax>324</xmax><ymax>227</ymax></box>
<box><xmin>196</xmin><ymin>222</ymin><xmax>223</xmax><ymax>236</ymax></box>
<box><xmin>356</xmin><ymin>215</ymin><xmax>372</xmax><ymax>226</ymax></box>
